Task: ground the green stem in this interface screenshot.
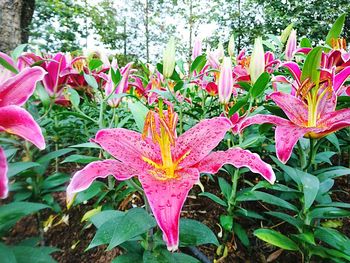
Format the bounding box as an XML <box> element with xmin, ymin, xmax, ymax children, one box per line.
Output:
<box><xmin>297</xmin><ymin>141</ymin><xmax>307</xmax><ymax>169</ymax></box>
<box><xmin>303</xmin><ymin>138</ymin><xmax>315</xmax><ymax>171</ymax></box>
<box><xmin>98</xmin><ymin>100</ymin><xmax>106</xmax><ymax>129</ymax></box>
<box><xmin>228</xmin><ymin>168</ymin><xmax>240</xmax><ymax>215</ymax></box>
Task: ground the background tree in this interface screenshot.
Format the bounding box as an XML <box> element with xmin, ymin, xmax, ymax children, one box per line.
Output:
<box><xmin>0</xmin><ymin>0</ymin><xmax>35</xmax><ymax>53</ymax></box>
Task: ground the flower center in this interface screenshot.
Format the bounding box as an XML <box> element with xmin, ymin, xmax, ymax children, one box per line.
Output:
<box><xmin>142</xmin><ymin>104</ymin><xmax>180</xmax><ymax>180</ymax></box>
<box><xmin>298</xmin><ymin>77</ymin><xmax>332</xmax><ymax>127</ymax></box>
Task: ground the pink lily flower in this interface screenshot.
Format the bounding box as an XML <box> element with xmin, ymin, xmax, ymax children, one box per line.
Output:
<box><xmin>236</xmin><ymin>60</ymin><xmax>350</xmax><ymax>163</ymax></box>
<box><xmin>67</xmin><ymin>104</ymin><xmax>275</xmax><ymax>251</ymax></box>
<box><xmin>0</xmin><ymin>52</ymin><xmax>46</xmax><ymax>198</ymax></box>
<box><xmin>102</xmin><ymin>62</ymin><xmax>132</xmax><ymax>107</ymax></box>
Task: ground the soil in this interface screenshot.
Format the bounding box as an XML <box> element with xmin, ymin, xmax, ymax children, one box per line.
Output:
<box><xmin>3</xmin><ymin>170</ymin><xmax>350</xmax><ymax>263</ymax></box>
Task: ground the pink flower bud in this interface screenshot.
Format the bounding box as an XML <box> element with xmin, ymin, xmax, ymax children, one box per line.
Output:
<box><xmin>218</xmin><ymin>57</ymin><xmax>234</xmax><ymax>104</ymax></box>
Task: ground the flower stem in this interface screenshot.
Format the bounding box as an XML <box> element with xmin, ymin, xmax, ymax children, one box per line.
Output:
<box><xmin>228</xmin><ymin>168</ymin><xmax>240</xmax><ymax>215</ymax></box>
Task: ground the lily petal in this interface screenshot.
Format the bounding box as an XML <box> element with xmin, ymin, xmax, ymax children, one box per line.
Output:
<box><xmin>174</xmin><ymin>117</ymin><xmax>231</xmax><ymax>168</ymax></box>
<box><xmin>334</xmin><ymin>66</ymin><xmax>350</xmax><ymax>92</ymax></box>
<box><xmin>0</xmin><ymin>105</ymin><xmax>45</xmax><ymax>149</ymax></box>
<box><xmin>280</xmin><ymin>62</ymin><xmax>302</xmax><ymax>86</ymax></box>
<box><xmin>94</xmin><ymin>128</ymin><xmax>161</xmax><ymax>169</ymax></box>
<box><xmin>269</xmin><ymin>92</ymin><xmax>308</xmax><ymax>126</ymax></box>
<box><xmin>317</xmin><ymin>108</ymin><xmax>350</xmax><ymax>137</ymax></box>
<box><xmin>196</xmin><ymin>148</ymin><xmax>275</xmax><ymax>184</ymax></box>
<box><xmin>0</xmin><ymin>147</ymin><xmax>8</xmax><ymax>199</ymax></box>
<box><xmin>237</xmin><ymin>114</ymin><xmax>291</xmax><ymax>133</ymax></box>
<box><xmin>275</xmin><ymin>124</ymin><xmax>309</xmax><ymax>163</ymax></box>
<box><xmin>67</xmin><ymin>159</ymin><xmax>139</xmax><ymax>202</ymax></box>
<box><xmin>0</xmin><ymin>67</ymin><xmax>46</xmax><ymax>107</ymax></box>
<box><xmin>139</xmin><ymin>168</ymin><xmax>200</xmax><ymax>251</ymax></box>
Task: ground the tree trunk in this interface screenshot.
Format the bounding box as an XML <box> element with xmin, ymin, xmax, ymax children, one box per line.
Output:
<box><xmin>0</xmin><ymin>0</ymin><xmax>35</xmax><ymax>54</ymax></box>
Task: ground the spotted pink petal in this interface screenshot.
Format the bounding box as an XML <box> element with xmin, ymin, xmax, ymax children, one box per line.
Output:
<box><xmin>0</xmin><ymin>105</ymin><xmax>45</xmax><ymax>150</ymax></box>
<box><xmin>237</xmin><ymin>114</ymin><xmax>291</xmax><ymax>133</ymax></box>
<box><xmin>94</xmin><ymin>128</ymin><xmax>161</xmax><ymax>170</ymax></box>
<box><xmin>280</xmin><ymin>62</ymin><xmax>302</xmax><ymax>86</ymax></box>
<box><xmin>173</xmin><ymin>117</ymin><xmax>231</xmax><ymax>168</ymax></box>
<box><xmin>0</xmin><ymin>147</ymin><xmax>8</xmax><ymax>199</ymax></box>
<box><xmin>275</xmin><ymin>124</ymin><xmax>310</xmax><ymax>163</ymax></box>
<box><xmin>66</xmin><ymin>159</ymin><xmax>139</xmax><ymax>202</ymax></box>
<box><xmin>268</xmin><ymin>92</ymin><xmax>308</xmax><ymax>126</ymax></box>
<box><xmin>138</xmin><ymin>168</ymin><xmax>199</xmax><ymax>251</ymax></box>
<box><xmin>317</xmin><ymin>108</ymin><xmax>350</xmax><ymax>137</ymax></box>
<box><xmin>0</xmin><ymin>67</ymin><xmax>46</xmax><ymax>107</ymax></box>
<box><xmin>334</xmin><ymin>66</ymin><xmax>350</xmax><ymax>92</ymax></box>
<box><xmin>196</xmin><ymin>148</ymin><xmax>275</xmax><ymax>184</ymax></box>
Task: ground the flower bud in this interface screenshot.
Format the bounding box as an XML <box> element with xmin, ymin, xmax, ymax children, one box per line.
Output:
<box><xmin>285</xmin><ymin>29</ymin><xmax>297</xmax><ymax>61</ymax></box>
<box><xmin>218</xmin><ymin>57</ymin><xmax>234</xmax><ymax>104</ymax></box>
<box><xmin>249</xmin><ymin>37</ymin><xmax>265</xmax><ymax>84</ymax></box>
<box><xmin>192</xmin><ymin>37</ymin><xmax>202</xmax><ymax>60</ymax></box>
<box><xmin>280</xmin><ymin>23</ymin><xmax>294</xmax><ymax>44</ymax></box>
<box><xmin>228</xmin><ymin>34</ymin><xmax>235</xmax><ymax>57</ymax></box>
<box><xmin>163</xmin><ymin>37</ymin><xmax>176</xmax><ymax>78</ymax></box>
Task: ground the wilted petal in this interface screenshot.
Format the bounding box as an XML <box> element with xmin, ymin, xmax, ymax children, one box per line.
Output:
<box><xmin>0</xmin><ymin>105</ymin><xmax>45</xmax><ymax>149</ymax></box>
<box><xmin>66</xmin><ymin>159</ymin><xmax>139</xmax><ymax>202</ymax></box>
<box><xmin>0</xmin><ymin>67</ymin><xmax>46</xmax><ymax>107</ymax></box>
<box><xmin>196</xmin><ymin>148</ymin><xmax>275</xmax><ymax>184</ymax></box>
<box><xmin>334</xmin><ymin>66</ymin><xmax>350</xmax><ymax>92</ymax></box>
<box><xmin>0</xmin><ymin>147</ymin><xmax>8</xmax><ymax>199</ymax></box>
<box><xmin>275</xmin><ymin>124</ymin><xmax>309</xmax><ymax>163</ymax></box>
<box><xmin>174</xmin><ymin>117</ymin><xmax>231</xmax><ymax>168</ymax></box>
<box><xmin>139</xmin><ymin>168</ymin><xmax>199</xmax><ymax>251</ymax></box>
<box><xmin>269</xmin><ymin>92</ymin><xmax>308</xmax><ymax>126</ymax></box>
<box><xmin>94</xmin><ymin>128</ymin><xmax>161</xmax><ymax>169</ymax></box>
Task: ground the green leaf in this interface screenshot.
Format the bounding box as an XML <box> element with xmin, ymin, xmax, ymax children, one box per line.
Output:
<box><xmin>36</xmin><ymin>84</ymin><xmax>51</xmax><ymax>109</ymax></box>
<box><xmin>74</xmin><ymin>181</ymin><xmax>105</xmax><ymax>205</ymax></box>
<box><xmin>265</xmin><ymin>211</ymin><xmax>303</xmax><ymax>231</ymax></box>
<box><xmin>308</xmin><ymin>207</ymin><xmax>350</xmax><ymax>221</ymax></box>
<box><xmin>128</xmin><ymin>100</ymin><xmax>149</xmax><ymax>132</ymax></box>
<box><xmin>300</xmin><ymin>38</ymin><xmax>312</xmax><ymax>48</ymax></box>
<box><xmin>228</xmin><ymin>94</ymin><xmax>249</xmax><ymax>116</ymax></box>
<box><xmin>111</xmin><ymin>68</ymin><xmax>122</xmax><ymax>86</ymax></box>
<box><xmin>179</xmin><ymin>219</ymin><xmax>219</xmax><ymax>247</ymax></box>
<box><xmin>143</xmin><ymin>249</ymin><xmax>200</xmax><ymax>263</ymax></box>
<box><xmin>70</xmin><ymin>142</ymin><xmax>101</xmax><ymax>149</ymax></box>
<box><xmin>199</xmin><ymin>192</ymin><xmax>227</xmax><ymax>207</ymax></box>
<box><xmin>112</xmin><ymin>253</ymin><xmax>143</xmax><ymax>263</ymax></box>
<box><xmin>42</xmin><ymin>173</ymin><xmax>70</xmax><ymax>190</ymax></box>
<box><xmin>107</xmin><ymin>208</ymin><xmax>156</xmax><ymax>250</ymax></box>
<box><xmin>250</xmin><ymin>72</ymin><xmax>270</xmax><ymax>98</ymax></box>
<box><xmin>0</xmin><ymin>202</ymin><xmax>49</xmax><ymax>234</ymax></box>
<box><xmin>11</xmin><ymin>44</ymin><xmax>28</xmax><ymax>60</ymax></box>
<box><xmin>61</xmin><ymin>154</ymin><xmax>100</xmax><ymax>164</ymax></box>
<box><xmin>89</xmin><ymin>59</ymin><xmax>103</xmax><ymax>71</ymax></box>
<box><xmin>315</xmin><ymin>151</ymin><xmax>336</xmax><ymax>165</ymax></box>
<box><xmin>233</xmin><ymin>222</ymin><xmax>250</xmax><ymax>247</ymax></box>
<box><xmin>254</xmin><ymin>229</ymin><xmax>299</xmax><ymax>251</ymax></box>
<box><xmin>236</xmin><ymin>81</ymin><xmax>251</xmax><ymax>92</ymax></box>
<box><xmin>190</xmin><ymin>54</ymin><xmax>206</xmax><ymax>73</ymax></box>
<box><xmin>220</xmin><ymin>215</ymin><xmax>233</xmax><ymax>231</ymax></box>
<box><xmin>10</xmin><ymin>245</ymin><xmax>58</xmax><ymax>263</ymax></box>
<box><xmin>0</xmin><ymin>57</ymin><xmax>18</xmax><ymax>74</ymax></box>
<box><xmin>325</xmin><ymin>14</ymin><xmax>346</xmax><ymax>46</ymax></box>
<box><xmin>299</xmin><ymin>171</ymin><xmax>319</xmax><ymax>210</ymax></box>
<box><xmin>174</xmin><ymin>80</ymin><xmax>184</xmax><ymax>92</ymax></box>
<box><xmin>271</xmin><ymin>156</ymin><xmax>301</xmax><ymax>185</ymax></box>
<box><xmin>0</xmin><ymin>243</ymin><xmax>16</xmax><ymax>263</ymax></box>
<box><xmin>66</xmin><ymin>88</ymin><xmax>80</xmax><ymax>108</ymax></box>
<box><xmin>315</xmin><ymin>227</ymin><xmax>350</xmax><ymax>253</ymax></box>
<box><xmin>301</xmin><ymin>47</ymin><xmax>323</xmax><ymax>86</ymax></box>
<box><xmin>84</xmin><ymin>73</ymin><xmax>98</xmax><ymax>90</ymax></box>
<box><xmin>90</xmin><ymin>210</ymin><xmax>125</xmax><ymax>228</ymax></box>
<box><xmin>326</xmin><ymin>133</ymin><xmax>340</xmax><ymax>152</ymax></box>
<box><xmin>7</xmin><ymin>162</ymin><xmax>40</xmax><ymax>178</ymax></box>
<box><xmin>315</xmin><ymin>166</ymin><xmax>350</xmax><ymax>181</ymax></box>
<box><xmin>218</xmin><ymin>177</ymin><xmax>232</xmax><ymax>200</ymax></box>
<box><xmin>293</xmin><ymin>232</ymin><xmax>315</xmax><ymax>245</ymax></box>
<box><xmin>237</xmin><ymin>190</ymin><xmax>298</xmax><ymax>211</ymax></box>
